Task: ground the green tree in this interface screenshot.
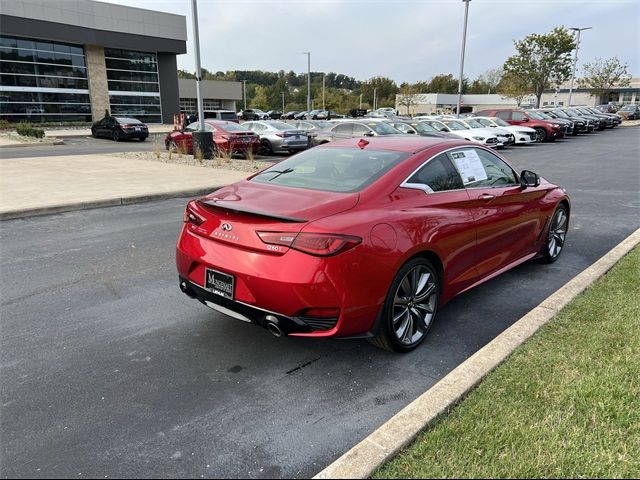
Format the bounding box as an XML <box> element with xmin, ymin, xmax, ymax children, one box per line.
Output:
<box><xmin>397</xmin><ymin>84</ymin><xmax>422</xmax><ymax>115</ymax></box>
<box><xmin>503</xmin><ymin>27</ymin><xmax>576</xmax><ymax>108</ymax></box>
<box><xmin>498</xmin><ymin>72</ymin><xmax>532</xmax><ymax>106</ymax></box>
<box><xmin>579</xmin><ymin>57</ymin><xmax>632</xmax><ymax>103</ymax></box>
<box><xmin>360</xmin><ymin>76</ymin><xmax>399</xmax><ymax>108</ymax></box>
<box><xmin>250</xmin><ymin>85</ymin><xmax>269</xmax><ymax>110</ymax></box>
<box><xmin>177</xmin><ymin>69</ymin><xmax>195</xmax><ymax>79</ymax></box>
<box><xmin>427</xmin><ymin>74</ymin><xmax>462</xmax><ymax>94</ymax></box>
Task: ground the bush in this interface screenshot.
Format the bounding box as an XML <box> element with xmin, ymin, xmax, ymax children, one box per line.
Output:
<box><xmin>0</xmin><ymin>119</ymin><xmax>11</xmax><ymax>130</ymax></box>
<box><xmin>16</xmin><ymin>122</ymin><xmax>45</xmax><ymax>139</ymax></box>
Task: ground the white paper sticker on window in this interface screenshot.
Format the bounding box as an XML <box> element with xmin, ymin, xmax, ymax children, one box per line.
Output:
<box><xmin>450</xmin><ymin>150</ymin><xmax>488</xmax><ymax>185</ymax></box>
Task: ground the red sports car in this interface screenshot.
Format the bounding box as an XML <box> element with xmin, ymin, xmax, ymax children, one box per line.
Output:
<box><xmin>177</xmin><ymin>137</ymin><xmax>570</xmax><ymax>352</ymax></box>
<box><xmin>164</xmin><ymin>120</ymin><xmax>260</xmax><ymax>157</ymax></box>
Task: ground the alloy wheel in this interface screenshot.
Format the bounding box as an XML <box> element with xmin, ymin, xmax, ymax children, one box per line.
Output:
<box><xmin>391</xmin><ymin>265</ymin><xmax>438</xmax><ymax>345</ymax></box>
<box><xmin>547</xmin><ymin>208</ymin><xmax>568</xmax><ymax>260</ymax></box>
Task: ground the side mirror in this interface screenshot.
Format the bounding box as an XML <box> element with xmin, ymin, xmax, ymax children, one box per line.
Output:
<box><xmin>520</xmin><ymin>169</ymin><xmax>540</xmax><ymax>188</ymax></box>
<box><xmin>364</xmin><ymin>131</ymin><xmax>375</xmax><ymax>137</ymax></box>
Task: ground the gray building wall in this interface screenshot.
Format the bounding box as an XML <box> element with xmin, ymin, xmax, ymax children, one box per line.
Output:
<box><xmin>178</xmin><ymin>79</ymin><xmax>242</xmax><ymax>101</ymax></box>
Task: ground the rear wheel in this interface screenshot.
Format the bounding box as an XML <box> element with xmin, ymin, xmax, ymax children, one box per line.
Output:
<box><xmin>541</xmin><ymin>204</ymin><xmax>569</xmax><ymax>263</ymax></box>
<box><xmin>91</xmin><ymin>128</ymin><xmax>97</xmax><ymax>138</ymax></box>
<box><xmin>534</xmin><ymin>128</ymin><xmax>546</xmax><ymax>143</ymax></box>
<box><xmin>260</xmin><ymin>139</ymin><xmax>273</xmax><ymax>155</ymax></box>
<box><xmin>139</xmin><ymin>136</ymin><xmax>147</xmax><ymax>142</ymax></box>
<box><xmin>113</xmin><ymin>131</ymin><xmax>121</xmax><ymax>142</ymax></box>
<box><xmin>369</xmin><ymin>258</ymin><xmax>440</xmax><ymax>353</ymax></box>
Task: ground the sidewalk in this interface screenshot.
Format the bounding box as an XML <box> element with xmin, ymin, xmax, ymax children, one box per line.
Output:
<box><xmin>41</xmin><ymin>124</ymin><xmax>175</xmax><ymax>138</ymax></box>
<box><xmin>0</xmin><ymin>154</ymin><xmax>247</xmax><ymax>220</ymax></box>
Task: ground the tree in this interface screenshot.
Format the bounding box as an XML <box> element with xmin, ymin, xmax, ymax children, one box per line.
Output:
<box><xmin>498</xmin><ymin>72</ymin><xmax>532</xmax><ymax>106</ymax></box>
<box><xmin>397</xmin><ymin>85</ymin><xmax>422</xmax><ymax>115</ymax></box>
<box><xmin>503</xmin><ymin>27</ymin><xmax>576</xmax><ymax>107</ymax></box>
<box><xmin>250</xmin><ymin>85</ymin><xmax>269</xmax><ymax>110</ymax></box>
<box><xmin>427</xmin><ymin>74</ymin><xmax>460</xmax><ymax>94</ymax></box>
<box><xmin>579</xmin><ymin>57</ymin><xmax>632</xmax><ymax>103</ymax></box>
<box><xmin>177</xmin><ymin>69</ymin><xmax>195</xmax><ymax>79</ymax></box>
<box><xmin>479</xmin><ymin>67</ymin><xmax>503</xmax><ymax>94</ymax></box>
<box><xmin>360</xmin><ymin>77</ymin><xmax>399</xmax><ymax>108</ymax></box>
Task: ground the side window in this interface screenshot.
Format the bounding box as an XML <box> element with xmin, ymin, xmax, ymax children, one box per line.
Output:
<box><xmin>352</xmin><ymin>123</ymin><xmax>370</xmax><ymax>135</ymax></box>
<box><xmin>332</xmin><ymin>123</ymin><xmax>353</xmax><ymax>135</ymax></box>
<box><xmin>250</xmin><ymin>123</ymin><xmax>265</xmax><ymax>133</ymax></box>
<box><xmin>406</xmin><ymin>153</ymin><xmax>464</xmax><ymax>193</ymax></box>
<box><xmin>496</xmin><ymin>111</ymin><xmax>511</xmax><ymax>120</ymax></box>
<box><xmin>448</xmin><ymin>148</ymin><xmax>517</xmax><ymax>188</ymax></box>
<box><xmin>512</xmin><ymin>112</ymin><xmax>527</xmax><ymax>121</ymax></box>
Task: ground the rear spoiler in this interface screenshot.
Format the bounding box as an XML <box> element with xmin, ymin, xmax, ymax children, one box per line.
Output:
<box><xmin>198</xmin><ymin>199</ymin><xmax>307</xmax><ymax>223</ymax></box>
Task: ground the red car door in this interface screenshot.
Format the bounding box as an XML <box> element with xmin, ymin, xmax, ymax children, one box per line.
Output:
<box><xmin>450</xmin><ymin>147</ymin><xmax>545</xmax><ymax>278</ymax></box>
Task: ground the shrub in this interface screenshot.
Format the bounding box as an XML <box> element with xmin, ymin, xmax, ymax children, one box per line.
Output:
<box><xmin>16</xmin><ymin>122</ymin><xmax>45</xmax><ymax>139</ymax></box>
<box><xmin>0</xmin><ymin>119</ymin><xmax>11</xmax><ymax>130</ymax></box>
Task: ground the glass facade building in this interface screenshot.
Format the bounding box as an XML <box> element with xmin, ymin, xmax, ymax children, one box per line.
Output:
<box><xmin>105</xmin><ymin>48</ymin><xmax>162</xmax><ymax>124</ymax></box>
<box><xmin>0</xmin><ymin>35</ymin><xmax>92</xmax><ymax>122</ymax></box>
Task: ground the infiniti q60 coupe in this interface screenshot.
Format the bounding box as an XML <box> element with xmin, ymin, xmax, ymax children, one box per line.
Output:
<box><xmin>177</xmin><ymin>136</ymin><xmax>569</xmax><ymax>352</ymax></box>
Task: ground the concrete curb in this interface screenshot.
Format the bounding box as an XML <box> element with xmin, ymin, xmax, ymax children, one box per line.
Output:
<box><xmin>0</xmin><ymin>139</ymin><xmax>64</xmax><ymax>148</ymax></box>
<box><xmin>0</xmin><ymin>186</ymin><xmax>219</xmax><ymax>220</ymax></box>
<box><xmin>314</xmin><ymin>227</ymin><xmax>640</xmax><ymax>479</ymax></box>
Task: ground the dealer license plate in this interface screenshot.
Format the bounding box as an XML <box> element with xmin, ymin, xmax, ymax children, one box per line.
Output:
<box><xmin>205</xmin><ymin>268</ymin><xmax>234</xmax><ymax>300</ymax></box>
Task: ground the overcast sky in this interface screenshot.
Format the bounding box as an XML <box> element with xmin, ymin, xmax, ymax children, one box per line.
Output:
<box><xmin>104</xmin><ymin>0</ymin><xmax>639</xmax><ymax>83</ymax></box>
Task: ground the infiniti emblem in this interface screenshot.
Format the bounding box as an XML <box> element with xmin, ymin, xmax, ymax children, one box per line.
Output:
<box><xmin>221</xmin><ymin>223</ymin><xmax>233</xmax><ymax>232</ymax></box>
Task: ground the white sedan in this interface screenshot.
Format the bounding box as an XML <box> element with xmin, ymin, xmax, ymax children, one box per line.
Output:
<box><xmin>433</xmin><ymin>118</ymin><xmax>501</xmax><ymax>148</ymax></box>
<box><xmin>472</xmin><ymin>116</ymin><xmax>537</xmax><ymax>144</ymax></box>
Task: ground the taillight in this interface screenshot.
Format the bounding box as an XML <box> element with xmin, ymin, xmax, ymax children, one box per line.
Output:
<box><xmin>183</xmin><ymin>203</ymin><xmax>205</xmax><ymax>225</ymax></box>
<box><xmin>275</xmin><ymin>133</ymin><xmax>284</xmax><ymax>137</ymax></box>
<box><xmin>256</xmin><ymin>231</ymin><xmax>361</xmax><ymax>256</ymax></box>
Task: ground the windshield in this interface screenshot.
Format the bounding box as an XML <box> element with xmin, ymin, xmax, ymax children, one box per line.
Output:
<box><xmin>414</xmin><ymin>122</ymin><xmax>437</xmax><ymax>133</ymax></box>
<box><xmin>221</xmin><ymin>122</ymin><xmax>251</xmax><ymax>133</ymax></box>
<box><xmin>527</xmin><ymin>112</ymin><xmax>545</xmax><ymax>120</ymax></box>
<box><xmin>491</xmin><ymin>118</ymin><xmax>511</xmax><ymax>127</ymax></box>
<box><xmin>442</xmin><ymin>120</ymin><xmax>469</xmax><ymax>131</ymax></box>
<box><xmin>464</xmin><ymin>119</ymin><xmax>484</xmax><ymax>128</ymax></box>
<box><xmin>370</xmin><ymin>122</ymin><xmax>401</xmax><ymax>134</ymax></box>
<box><xmin>424</xmin><ymin>120</ymin><xmax>449</xmax><ymax>131</ymax></box>
<box><xmin>270</xmin><ymin>121</ymin><xmax>297</xmax><ymax>131</ymax></box>
<box><xmin>476</xmin><ymin>118</ymin><xmax>494</xmax><ymax>127</ymax></box>
<box><xmin>115</xmin><ymin>117</ymin><xmax>142</xmax><ymax>124</ymax></box>
<box><xmin>220</xmin><ymin>112</ymin><xmax>237</xmax><ymax>120</ymax></box>
<box><xmin>251</xmin><ymin>147</ymin><xmax>409</xmax><ymax>193</ymax></box>
<box><xmin>621</xmin><ymin>105</ymin><xmax>634</xmax><ymax>111</ymax></box>
<box><xmin>554</xmin><ymin>110</ymin><xmax>570</xmax><ymax>118</ymax></box>
<box><xmin>543</xmin><ymin>111</ymin><xmax>558</xmax><ymax>119</ymax></box>
<box><xmin>535</xmin><ymin>111</ymin><xmax>553</xmax><ymax>119</ymax></box>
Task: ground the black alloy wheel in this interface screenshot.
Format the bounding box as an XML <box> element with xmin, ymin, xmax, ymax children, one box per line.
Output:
<box><xmin>541</xmin><ymin>204</ymin><xmax>569</xmax><ymax>263</ymax></box>
<box><xmin>369</xmin><ymin>258</ymin><xmax>440</xmax><ymax>353</ymax></box>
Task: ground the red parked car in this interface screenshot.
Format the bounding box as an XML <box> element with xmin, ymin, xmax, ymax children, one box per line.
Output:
<box><xmin>177</xmin><ymin>137</ymin><xmax>570</xmax><ymax>352</ymax></box>
<box><xmin>164</xmin><ymin>120</ymin><xmax>260</xmax><ymax>157</ymax></box>
<box><xmin>475</xmin><ymin>109</ymin><xmax>565</xmax><ymax>143</ymax></box>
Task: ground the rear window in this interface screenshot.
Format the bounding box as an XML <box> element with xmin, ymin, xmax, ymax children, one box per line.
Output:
<box><xmin>115</xmin><ymin>117</ymin><xmax>142</xmax><ymax>124</ymax></box>
<box><xmin>370</xmin><ymin>122</ymin><xmax>401</xmax><ymax>134</ymax></box>
<box><xmin>220</xmin><ymin>122</ymin><xmax>250</xmax><ymax>132</ymax></box>
<box><xmin>270</xmin><ymin>121</ymin><xmax>296</xmax><ymax>130</ymax></box>
<box><xmin>251</xmin><ymin>147</ymin><xmax>409</xmax><ymax>193</ymax></box>
<box><xmin>220</xmin><ymin>112</ymin><xmax>237</xmax><ymax>120</ymax></box>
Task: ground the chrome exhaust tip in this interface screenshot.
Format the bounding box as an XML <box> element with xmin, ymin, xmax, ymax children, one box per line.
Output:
<box><xmin>265</xmin><ymin>315</ymin><xmax>284</xmax><ymax>337</ymax></box>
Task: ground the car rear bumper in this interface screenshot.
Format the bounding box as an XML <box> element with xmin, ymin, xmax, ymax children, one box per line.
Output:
<box><xmin>176</xmin><ymin>226</ymin><xmax>383</xmax><ymax>337</ymax></box>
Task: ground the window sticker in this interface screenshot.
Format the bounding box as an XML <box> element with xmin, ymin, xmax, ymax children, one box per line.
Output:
<box><xmin>450</xmin><ymin>150</ymin><xmax>488</xmax><ymax>185</ymax></box>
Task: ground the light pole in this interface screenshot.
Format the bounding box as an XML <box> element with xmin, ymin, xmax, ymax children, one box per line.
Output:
<box><xmin>456</xmin><ymin>0</ymin><xmax>471</xmax><ymax>118</ymax></box>
<box><xmin>568</xmin><ymin>27</ymin><xmax>592</xmax><ymax>106</ymax></box>
<box><xmin>359</xmin><ymin>93</ymin><xmax>362</xmax><ymax>109</ymax></box>
<box><xmin>373</xmin><ymin>87</ymin><xmax>377</xmax><ymax>110</ymax></box>
<box><xmin>303</xmin><ymin>52</ymin><xmax>311</xmax><ymax>112</ymax></box>
<box><xmin>282</xmin><ymin>91</ymin><xmax>285</xmax><ymax>113</ymax></box>
<box><xmin>190</xmin><ymin>0</ymin><xmax>213</xmax><ymax>158</ymax></box>
<box><xmin>240</xmin><ymin>79</ymin><xmax>247</xmax><ymax>110</ymax></box>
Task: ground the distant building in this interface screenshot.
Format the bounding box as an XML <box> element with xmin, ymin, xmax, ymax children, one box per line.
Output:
<box><xmin>178</xmin><ymin>79</ymin><xmax>242</xmax><ymax>116</ymax></box>
<box><xmin>397</xmin><ymin>77</ymin><xmax>640</xmax><ymax>115</ymax></box>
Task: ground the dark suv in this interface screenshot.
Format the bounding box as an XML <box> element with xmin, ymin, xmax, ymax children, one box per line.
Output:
<box><xmin>204</xmin><ymin>110</ymin><xmax>239</xmax><ymax>123</ymax></box>
<box><xmin>475</xmin><ymin>109</ymin><xmax>565</xmax><ymax>142</ymax></box>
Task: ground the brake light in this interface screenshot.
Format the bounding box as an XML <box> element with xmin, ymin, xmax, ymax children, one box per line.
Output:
<box><xmin>256</xmin><ymin>231</ymin><xmax>361</xmax><ymax>256</ymax></box>
<box><xmin>183</xmin><ymin>203</ymin><xmax>205</xmax><ymax>225</ymax></box>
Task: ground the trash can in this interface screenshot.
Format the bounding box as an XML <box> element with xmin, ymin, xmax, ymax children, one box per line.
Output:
<box><xmin>192</xmin><ymin>130</ymin><xmax>215</xmax><ymax>160</ymax></box>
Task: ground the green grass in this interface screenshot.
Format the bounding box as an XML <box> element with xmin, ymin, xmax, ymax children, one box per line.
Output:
<box><xmin>375</xmin><ymin>246</ymin><xmax>640</xmax><ymax>479</ymax></box>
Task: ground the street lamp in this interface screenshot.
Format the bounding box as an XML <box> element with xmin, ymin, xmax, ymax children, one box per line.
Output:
<box><xmin>190</xmin><ymin>0</ymin><xmax>213</xmax><ymax>158</ymax></box>
<box><xmin>373</xmin><ymin>87</ymin><xmax>377</xmax><ymax>110</ymax></box>
<box><xmin>568</xmin><ymin>27</ymin><xmax>592</xmax><ymax>106</ymax></box>
<box><xmin>303</xmin><ymin>52</ymin><xmax>311</xmax><ymax>112</ymax></box>
<box><xmin>322</xmin><ymin>73</ymin><xmax>325</xmax><ymax>110</ymax></box>
<box><xmin>456</xmin><ymin>0</ymin><xmax>471</xmax><ymax>118</ymax></box>
<box><xmin>240</xmin><ymin>79</ymin><xmax>247</xmax><ymax>110</ymax></box>
<box><xmin>282</xmin><ymin>91</ymin><xmax>285</xmax><ymax>113</ymax></box>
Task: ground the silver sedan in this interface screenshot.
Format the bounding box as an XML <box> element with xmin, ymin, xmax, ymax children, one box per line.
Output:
<box><xmin>242</xmin><ymin>121</ymin><xmax>310</xmax><ymax>154</ymax></box>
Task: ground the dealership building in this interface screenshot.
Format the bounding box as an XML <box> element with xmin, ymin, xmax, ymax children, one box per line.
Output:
<box><xmin>0</xmin><ymin>0</ymin><xmax>242</xmax><ymax>124</ymax></box>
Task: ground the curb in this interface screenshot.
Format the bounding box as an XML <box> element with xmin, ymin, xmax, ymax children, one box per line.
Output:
<box><xmin>0</xmin><ymin>186</ymin><xmax>219</xmax><ymax>221</ymax></box>
<box><xmin>0</xmin><ymin>139</ymin><xmax>64</xmax><ymax>148</ymax></box>
<box><xmin>314</xmin><ymin>227</ymin><xmax>640</xmax><ymax>479</ymax></box>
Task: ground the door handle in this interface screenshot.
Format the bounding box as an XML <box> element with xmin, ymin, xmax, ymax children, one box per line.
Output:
<box><xmin>478</xmin><ymin>193</ymin><xmax>495</xmax><ymax>201</ymax></box>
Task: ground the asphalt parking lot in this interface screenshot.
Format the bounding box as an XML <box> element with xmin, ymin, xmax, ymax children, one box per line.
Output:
<box><xmin>1</xmin><ymin>127</ymin><xmax>638</xmax><ymax>478</ymax></box>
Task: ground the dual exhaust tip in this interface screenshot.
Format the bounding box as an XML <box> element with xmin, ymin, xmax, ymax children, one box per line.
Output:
<box><xmin>180</xmin><ymin>281</ymin><xmax>285</xmax><ymax>338</ymax></box>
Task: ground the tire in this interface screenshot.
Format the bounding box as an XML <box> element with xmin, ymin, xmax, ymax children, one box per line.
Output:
<box><xmin>260</xmin><ymin>139</ymin><xmax>273</xmax><ymax>155</ymax></box>
<box><xmin>91</xmin><ymin>128</ymin><xmax>97</xmax><ymax>138</ymax></box>
<box><xmin>368</xmin><ymin>258</ymin><xmax>440</xmax><ymax>353</ymax></box>
<box><xmin>540</xmin><ymin>204</ymin><xmax>569</xmax><ymax>263</ymax></box>
<box><xmin>139</xmin><ymin>136</ymin><xmax>147</xmax><ymax>142</ymax></box>
<box><xmin>168</xmin><ymin>140</ymin><xmax>178</xmax><ymax>153</ymax></box>
<box><xmin>113</xmin><ymin>131</ymin><xmax>121</xmax><ymax>142</ymax></box>
<box><xmin>534</xmin><ymin>128</ymin><xmax>546</xmax><ymax>143</ymax></box>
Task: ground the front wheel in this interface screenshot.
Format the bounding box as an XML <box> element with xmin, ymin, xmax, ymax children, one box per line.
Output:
<box><xmin>369</xmin><ymin>258</ymin><xmax>440</xmax><ymax>353</ymax></box>
<box><xmin>534</xmin><ymin>128</ymin><xmax>546</xmax><ymax>143</ymax></box>
<box><xmin>540</xmin><ymin>204</ymin><xmax>569</xmax><ymax>263</ymax></box>
<box><xmin>259</xmin><ymin>139</ymin><xmax>273</xmax><ymax>155</ymax></box>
